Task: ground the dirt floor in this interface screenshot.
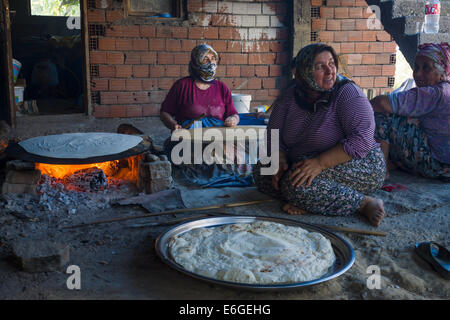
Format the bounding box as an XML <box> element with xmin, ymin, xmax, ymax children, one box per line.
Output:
<box><xmin>0</xmin><ymin>114</ymin><xmax>448</xmax><ymax>300</ymax></box>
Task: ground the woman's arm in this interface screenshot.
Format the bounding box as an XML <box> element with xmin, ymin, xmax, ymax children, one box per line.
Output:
<box><xmin>370</xmin><ymin>95</ymin><xmax>393</xmax><ymax>113</ymax></box>
<box><xmin>160</xmin><ymin>111</ymin><xmax>181</xmax><ymax>130</ymax></box>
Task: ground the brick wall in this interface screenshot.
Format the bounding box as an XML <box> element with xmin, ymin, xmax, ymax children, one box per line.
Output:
<box><xmin>311</xmin><ymin>0</ymin><xmax>397</xmax><ymax>97</ymax></box>
<box><xmin>87</xmin><ymin>0</ymin><xmax>292</xmax><ymax>118</ymax></box>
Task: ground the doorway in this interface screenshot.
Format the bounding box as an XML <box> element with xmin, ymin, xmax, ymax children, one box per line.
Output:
<box><xmin>9</xmin><ymin>0</ymin><xmax>85</xmax><ymax>117</ymax></box>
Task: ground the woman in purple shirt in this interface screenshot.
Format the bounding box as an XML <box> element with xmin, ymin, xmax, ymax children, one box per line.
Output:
<box><xmin>371</xmin><ymin>42</ymin><xmax>449</xmax><ymax>180</ymax></box>
<box><xmin>160</xmin><ymin>44</ymin><xmax>239</xmax><ymax>130</ymax></box>
<box><xmin>253</xmin><ymin>43</ymin><xmax>386</xmax><ymax>227</ymax></box>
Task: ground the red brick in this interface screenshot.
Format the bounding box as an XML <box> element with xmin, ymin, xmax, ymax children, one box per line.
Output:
<box><xmin>312</xmin><ymin>19</ymin><xmax>326</xmax><ymax>31</ymax></box>
<box><xmin>250</xmin><ymin>53</ymin><xmax>276</xmax><ymax>65</ymax></box>
<box><xmin>109</xmin><ymin>105</ymin><xmax>126</xmax><ymax>117</ymax></box>
<box><xmin>269</xmin><ymin>65</ymin><xmax>282</xmax><ymax>77</ymax></box>
<box><xmin>181</xmin><ymin>39</ymin><xmax>197</xmax><ymax>51</ymax></box>
<box><xmin>375</xmin><ymin>54</ymin><xmax>391</xmax><ymax>64</ymax></box>
<box><xmin>362</xmin><ymin>54</ymin><xmax>376</xmax><ymax>64</ymax></box>
<box><xmin>98</xmin><ymin>38</ymin><xmax>115</xmax><ymax>50</ymax></box>
<box><xmin>171</xmin><ymin>27</ymin><xmax>188</xmax><ymax>39</ymax></box>
<box><xmin>353</xmin><ymin>65</ymin><xmax>368</xmax><ymax>76</ymax></box>
<box><xmin>99</xmin><ymin>65</ymin><xmax>115</xmax><ymax>77</ymax></box>
<box><xmin>140</xmin><ymin>25</ymin><xmax>155</xmax><ymax>37</ymax></box>
<box><xmin>165</xmin><ymin>66</ymin><xmax>180</xmax><ymax>77</ymax></box>
<box><xmin>262</xmin><ymin>78</ymin><xmax>276</xmax><ymax>89</ymax></box>
<box><xmin>226</xmin><ymin>41</ymin><xmax>241</xmax><ymax>53</ymax></box>
<box><xmin>269</xmin><ymin>41</ymin><xmax>285</xmax><ymax>53</ymax></box>
<box><xmin>126</xmin><ymin>105</ymin><xmax>143</xmax><ymax>118</ymax></box>
<box><xmin>158</xmin><ymin>78</ymin><xmax>175</xmax><ymax>90</ymax></box>
<box><xmin>359</xmin><ymin>77</ymin><xmax>374</xmax><ymax>87</ymax></box>
<box><xmin>247</xmin><ymin>78</ymin><xmax>261</xmax><ymax>90</ymax></box>
<box><xmin>133</xmin><ymin>65</ymin><xmax>149</xmax><ymax>78</ymax></box>
<box><xmin>369</xmin><ymin>42</ymin><xmax>384</xmax><ymax>53</ymax></box>
<box><xmin>340</xmin><ymin>43</ymin><xmax>355</xmax><ymax>53</ymax></box>
<box><xmin>116</xmin><ymin>39</ymin><xmax>133</xmax><ymax>51</ymax></box>
<box><xmin>91</xmin><ymin>79</ymin><xmax>108</xmax><ymax>91</ymax></box>
<box><xmin>320</xmin><ymin>7</ymin><xmax>334</xmax><ymax>18</ymax></box>
<box><xmin>150</xmin><ymin>66</ymin><xmax>165</xmax><ymax>78</ymax></box>
<box><xmin>126</xmin><ymin>79</ymin><xmax>142</xmax><ymax>91</ymax></box>
<box><xmin>133</xmin><ymin>39</ymin><xmax>148</xmax><ymax>51</ymax></box>
<box><xmin>362</xmin><ymin>31</ymin><xmax>377</xmax><ymax>41</ymax></box>
<box><xmin>140</xmin><ymin>52</ymin><xmax>157</xmax><ymax>64</ymax></box>
<box><xmin>327</xmin><ymin>20</ymin><xmax>341</xmax><ymax>31</ymax></box>
<box><xmin>240</xmin><ymin>66</ymin><xmax>255</xmax><ymax>77</ymax></box>
<box><xmin>124</xmin><ymin>53</ymin><xmax>140</xmax><ymax>64</ymax></box>
<box><xmin>90</xmin><ymin>52</ymin><xmax>106</xmax><ymax>64</ymax></box>
<box><xmin>218</xmin><ymin>28</ymin><xmax>233</xmax><ymax>40</ymax></box>
<box><xmin>329</xmin><ymin>43</ymin><xmax>341</xmax><ymax>54</ymax></box>
<box><xmin>188</xmin><ymin>27</ymin><xmax>204</xmax><ymax>39</ymax></box>
<box><xmin>166</xmin><ymin>39</ymin><xmax>181</xmax><ymax>51</ymax></box>
<box><xmin>355</xmin><ymin>0</ymin><xmax>368</xmax><ymax>6</ymax></box>
<box><xmin>148</xmin><ymin>91</ymin><xmax>167</xmax><ymax>103</ymax></box>
<box><xmin>355</xmin><ymin>42</ymin><xmax>370</xmax><ymax>53</ymax></box>
<box><xmin>374</xmin><ymin>77</ymin><xmax>387</xmax><ymax>87</ymax></box>
<box><xmin>276</xmin><ymin>52</ymin><xmax>289</xmax><ymax>65</ymax></box>
<box><xmin>348</xmin><ymin>31</ymin><xmax>363</xmax><ymax>41</ymax></box>
<box><xmin>101</xmin><ymin>92</ymin><xmax>117</xmax><ymax>104</ymax></box>
<box><xmin>320</xmin><ymin>31</ymin><xmax>334</xmax><ymax>42</ymax></box>
<box><xmin>109</xmin><ymin>79</ymin><xmax>126</xmax><ymax>91</ymax></box>
<box><xmin>204</xmin><ymin>27</ymin><xmax>219</xmax><ymax>39</ymax></box>
<box><xmin>334</xmin><ymin>32</ymin><xmax>348</xmax><ymax>42</ymax></box>
<box><xmin>349</xmin><ymin>8</ymin><xmax>363</xmax><ymax>18</ymax></box>
<box><xmin>341</xmin><ymin>19</ymin><xmax>355</xmax><ymax>31</ymax></box>
<box><xmin>382</xmin><ymin>65</ymin><xmax>395</xmax><ymax>76</ymax></box>
<box><xmin>226</xmin><ymin>66</ymin><xmax>240</xmax><ymax>77</ymax></box>
<box><xmin>107</xmin><ymin>52</ymin><xmax>124</xmax><ymax>64</ymax></box>
<box><xmin>121</xmin><ymin>25</ymin><xmax>140</xmax><ymax>37</ymax></box>
<box><xmin>233</xmin><ymin>78</ymin><xmax>247</xmax><ymax>90</ymax></box>
<box><xmin>115</xmin><ymin>65</ymin><xmax>132</xmax><ymax>78</ymax></box>
<box><xmin>355</xmin><ymin>19</ymin><xmax>369</xmax><ymax>30</ymax></box>
<box><xmin>117</xmin><ymin>92</ymin><xmax>135</xmax><ymax>104</ymax></box>
<box><xmin>87</xmin><ymin>9</ymin><xmax>105</xmax><ymax>22</ymax></box>
<box><xmin>94</xmin><ymin>105</ymin><xmax>110</xmax><ymax>118</ymax></box>
<box><xmin>345</xmin><ymin>54</ymin><xmax>362</xmax><ymax>65</ymax></box>
<box><xmin>157</xmin><ymin>52</ymin><xmax>174</xmax><ymax>64</ymax></box>
<box><xmin>105</xmin><ymin>25</ymin><xmax>122</xmax><ymax>37</ymax></box>
<box><xmin>149</xmin><ymin>39</ymin><xmax>165</xmax><ymax>51</ymax></box>
<box><xmin>187</xmin><ymin>0</ymin><xmax>203</xmax><ymax>12</ymax></box>
<box><xmin>173</xmin><ymin>53</ymin><xmax>190</xmax><ymax>64</ymax></box>
<box><xmin>384</xmin><ymin>42</ymin><xmax>397</xmax><ymax>53</ymax></box>
<box><xmin>221</xmin><ymin>53</ymin><xmax>248</xmax><ymax>65</ymax></box>
<box><xmin>335</xmin><ymin>8</ymin><xmax>349</xmax><ymax>18</ymax></box>
<box><xmin>367</xmin><ymin>65</ymin><xmax>382</xmax><ymax>76</ymax></box>
<box><xmin>327</xmin><ymin>0</ymin><xmax>341</xmax><ymax>6</ymax></box>
<box><xmin>156</xmin><ymin>26</ymin><xmax>172</xmax><ymax>38</ymax></box>
<box><xmin>133</xmin><ymin>92</ymin><xmax>150</xmax><ymax>104</ymax></box>
<box><xmin>377</xmin><ymin>31</ymin><xmax>391</xmax><ymax>41</ymax></box>
<box><xmin>106</xmin><ymin>10</ymin><xmax>123</xmax><ymax>22</ymax></box>
<box><xmin>311</xmin><ymin>0</ymin><xmax>323</xmax><ymax>5</ymax></box>
<box><xmin>142</xmin><ymin>79</ymin><xmax>158</xmax><ymax>90</ymax></box>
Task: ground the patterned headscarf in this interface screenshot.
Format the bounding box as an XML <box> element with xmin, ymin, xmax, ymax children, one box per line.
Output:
<box><xmin>417</xmin><ymin>42</ymin><xmax>450</xmax><ymax>82</ymax></box>
<box><xmin>294</xmin><ymin>43</ymin><xmax>352</xmax><ymax>112</ymax></box>
<box><xmin>188</xmin><ymin>44</ymin><xmax>219</xmax><ymax>83</ymax></box>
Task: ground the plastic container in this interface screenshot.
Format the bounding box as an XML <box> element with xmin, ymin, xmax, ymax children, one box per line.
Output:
<box><xmin>424</xmin><ymin>0</ymin><xmax>440</xmax><ymax>34</ymax></box>
<box><xmin>12</xmin><ymin>59</ymin><xmax>22</xmax><ymax>83</ymax></box>
<box><xmin>14</xmin><ymin>86</ymin><xmax>24</xmax><ymax>104</ymax></box>
<box><xmin>231</xmin><ymin>94</ymin><xmax>252</xmax><ymax>113</ymax></box>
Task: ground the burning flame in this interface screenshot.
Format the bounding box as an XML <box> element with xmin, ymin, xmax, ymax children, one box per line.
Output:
<box><xmin>35</xmin><ymin>155</ymin><xmax>143</xmax><ymax>183</ymax></box>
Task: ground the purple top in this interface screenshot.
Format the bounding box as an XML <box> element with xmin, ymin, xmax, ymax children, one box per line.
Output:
<box><xmin>388</xmin><ymin>82</ymin><xmax>450</xmax><ymax>164</ymax></box>
<box><xmin>268</xmin><ymin>82</ymin><xmax>379</xmax><ymax>163</ymax></box>
<box><xmin>160</xmin><ymin>77</ymin><xmax>238</xmax><ymax>123</ymax></box>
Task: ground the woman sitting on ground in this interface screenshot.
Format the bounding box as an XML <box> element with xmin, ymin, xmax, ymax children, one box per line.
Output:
<box><xmin>371</xmin><ymin>42</ymin><xmax>449</xmax><ymax>180</ymax></box>
<box><xmin>160</xmin><ymin>44</ymin><xmax>239</xmax><ymax>131</ymax></box>
<box><xmin>253</xmin><ymin>43</ymin><xmax>386</xmax><ymax>227</ymax></box>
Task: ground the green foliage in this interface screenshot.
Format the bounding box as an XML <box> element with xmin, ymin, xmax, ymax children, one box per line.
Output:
<box><xmin>30</xmin><ymin>0</ymin><xmax>80</xmax><ymax>17</ymax></box>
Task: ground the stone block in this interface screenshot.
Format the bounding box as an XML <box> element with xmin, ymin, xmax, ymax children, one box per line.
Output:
<box><xmin>145</xmin><ymin>176</ymin><xmax>173</xmax><ymax>194</ymax></box>
<box><xmin>12</xmin><ymin>240</ymin><xmax>70</xmax><ymax>273</ymax></box>
<box><xmin>6</xmin><ymin>160</ymin><xmax>35</xmax><ymax>171</ymax></box>
<box><xmin>5</xmin><ymin>169</ymin><xmax>41</xmax><ymax>184</ymax></box>
<box><xmin>2</xmin><ymin>182</ymin><xmax>38</xmax><ymax>195</ymax></box>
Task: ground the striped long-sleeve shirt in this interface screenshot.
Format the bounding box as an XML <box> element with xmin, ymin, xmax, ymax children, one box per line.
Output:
<box><xmin>267</xmin><ymin>82</ymin><xmax>379</xmax><ymax>164</ymax></box>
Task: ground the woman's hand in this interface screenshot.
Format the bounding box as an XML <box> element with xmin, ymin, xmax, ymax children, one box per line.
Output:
<box><xmin>289</xmin><ymin>157</ymin><xmax>325</xmax><ymax>188</ymax></box>
<box><xmin>224</xmin><ymin>115</ymin><xmax>239</xmax><ymax>127</ymax></box>
<box><xmin>272</xmin><ymin>159</ymin><xmax>289</xmax><ymax>191</ymax></box>
<box><xmin>172</xmin><ymin>123</ymin><xmax>182</xmax><ymax>131</ymax></box>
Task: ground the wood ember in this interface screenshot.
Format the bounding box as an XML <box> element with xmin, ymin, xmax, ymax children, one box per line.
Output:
<box><xmin>63</xmin><ymin>167</ymin><xmax>108</xmax><ymax>192</ymax></box>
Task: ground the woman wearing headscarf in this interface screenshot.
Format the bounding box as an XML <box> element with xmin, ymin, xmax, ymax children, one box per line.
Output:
<box><xmin>371</xmin><ymin>42</ymin><xmax>449</xmax><ymax>180</ymax></box>
<box><xmin>160</xmin><ymin>44</ymin><xmax>239</xmax><ymax>130</ymax></box>
<box><xmin>253</xmin><ymin>43</ymin><xmax>386</xmax><ymax>227</ymax></box>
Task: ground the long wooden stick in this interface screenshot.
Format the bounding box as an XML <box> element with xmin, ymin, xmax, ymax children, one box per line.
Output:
<box><xmin>315</xmin><ymin>224</ymin><xmax>386</xmax><ymax>237</ymax></box>
<box><xmin>63</xmin><ymin>199</ymin><xmax>276</xmax><ymax>229</ymax></box>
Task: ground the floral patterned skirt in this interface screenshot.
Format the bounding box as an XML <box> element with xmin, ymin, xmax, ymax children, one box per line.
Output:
<box><xmin>374</xmin><ymin>112</ymin><xmax>449</xmax><ymax>178</ymax></box>
<box><xmin>253</xmin><ymin>147</ymin><xmax>386</xmax><ymax>216</ymax></box>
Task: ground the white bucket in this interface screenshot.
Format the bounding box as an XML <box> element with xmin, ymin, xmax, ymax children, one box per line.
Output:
<box><xmin>232</xmin><ymin>93</ymin><xmax>252</xmax><ymax>113</ymax></box>
<box><xmin>14</xmin><ymin>86</ymin><xmax>25</xmax><ymax>104</ymax></box>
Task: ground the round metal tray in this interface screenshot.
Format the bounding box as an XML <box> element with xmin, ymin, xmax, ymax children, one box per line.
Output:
<box><xmin>155</xmin><ymin>216</ymin><xmax>355</xmax><ymax>290</ymax></box>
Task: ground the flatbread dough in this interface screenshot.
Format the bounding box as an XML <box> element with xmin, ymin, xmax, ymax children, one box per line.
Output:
<box><xmin>169</xmin><ymin>221</ymin><xmax>336</xmax><ymax>284</ymax></box>
<box><xmin>18</xmin><ymin>133</ymin><xmax>143</xmax><ymax>159</ymax></box>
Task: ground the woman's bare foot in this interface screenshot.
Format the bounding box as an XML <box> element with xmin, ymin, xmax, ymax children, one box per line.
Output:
<box><xmin>358</xmin><ymin>197</ymin><xmax>386</xmax><ymax>227</ymax></box>
<box><xmin>282</xmin><ymin>203</ymin><xmax>306</xmax><ymax>215</ymax></box>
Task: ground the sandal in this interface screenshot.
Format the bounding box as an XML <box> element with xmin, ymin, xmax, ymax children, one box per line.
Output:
<box><xmin>414</xmin><ymin>242</ymin><xmax>450</xmax><ymax>280</ymax></box>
